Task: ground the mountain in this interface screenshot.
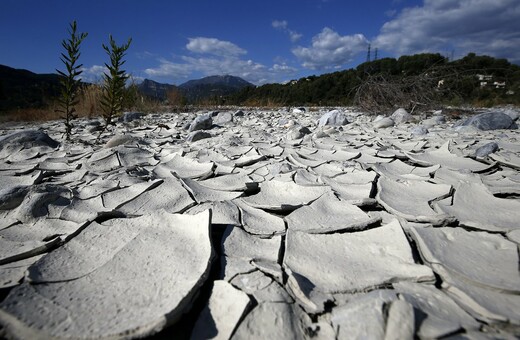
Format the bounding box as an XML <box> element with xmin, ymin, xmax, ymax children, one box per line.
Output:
<box><xmin>136</xmin><ymin>79</ymin><xmax>178</xmax><ymax>101</ymax></box>
<box><xmin>178</xmin><ymin>75</ymin><xmax>254</xmax><ymax>102</ymax></box>
<box><xmin>0</xmin><ymin>64</ymin><xmax>61</xmax><ymax>112</ymax></box>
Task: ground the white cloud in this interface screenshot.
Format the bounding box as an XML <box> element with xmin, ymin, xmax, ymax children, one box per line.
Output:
<box><xmin>186</xmin><ymin>37</ymin><xmax>246</xmax><ymax>57</ymax></box>
<box><xmin>144</xmin><ymin>40</ymin><xmax>297</xmax><ymax>85</ymax></box>
<box><xmin>144</xmin><ymin>58</ymin><xmax>192</xmax><ymax>79</ymax></box>
<box><xmin>79</xmin><ymin>65</ymin><xmax>107</xmax><ymax>83</ymax></box>
<box><xmin>272</xmin><ymin>20</ymin><xmax>288</xmax><ymax>30</ymax></box>
<box><xmin>272</xmin><ymin>19</ymin><xmax>303</xmax><ymax>43</ymax></box>
<box><xmin>375</xmin><ymin>0</ymin><xmax>520</xmax><ymax>62</ymax></box>
<box><xmin>292</xmin><ymin>27</ymin><xmax>368</xmax><ymax>70</ymax></box>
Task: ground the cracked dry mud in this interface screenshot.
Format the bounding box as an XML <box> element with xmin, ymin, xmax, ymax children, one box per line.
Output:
<box><xmin>0</xmin><ymin>107</ymin><xmax>519</xmax><ymax>339</ymax></box>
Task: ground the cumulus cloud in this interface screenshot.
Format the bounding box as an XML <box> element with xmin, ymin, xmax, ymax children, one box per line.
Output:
<box><xmin>144</xmin><ymin>39</ymin><xmax>297</xmax><ymax>85</ymax></box>
<box><xmin>272</xmin><ymin>19</ymin><xmax>303</xmax><ymax>42</ymax></box>
<box><xmin>186</xmin><ymin>37</ymin><xmax>246</xmax><ymax>57</ymax></box>
<box><xmin>375</xmin><ymin>0</ymin><xmax>520</xmax><ymax>62</ymax></box>
<box><xmin>292</xmin><ymin>27</ymin><xmax>368</xmax><ymax>70</ymax></box>
<box><xmin>79</xmin><ymin>65</ymin><xmax>107</xmax><ymax>83</ymax></box>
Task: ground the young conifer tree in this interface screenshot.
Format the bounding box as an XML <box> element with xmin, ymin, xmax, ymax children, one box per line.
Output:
<box><xmin>98</xmin><ymin>35</ymin><xmax>132</xmax><ymax>139</ymax></box>
<box><xmin>56</xmin><ymin>21</ymin><xmax>88</xmax><ymax>140</ymax></box>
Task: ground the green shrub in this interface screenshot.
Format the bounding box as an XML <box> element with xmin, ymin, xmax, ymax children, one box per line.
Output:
<box><xmin>99</xmin><ymin>35</ymin><xmax>132</xmax><ymax>138</ymax></box>
<box><xmin>56</xmin><ymin>21</ymin><xmax>88</xmax><ymax>140</ymax></box>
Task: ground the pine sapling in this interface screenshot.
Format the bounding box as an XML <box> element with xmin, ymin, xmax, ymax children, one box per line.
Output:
<box><xmin>56</xmin><ymin>21</ymin><xmax>88</xmax><ymax>140</ymax></box>
<box><xmin>98</xmin><ymin>35</ymin><xmax>132</xmax><ymax>140</ymax></box>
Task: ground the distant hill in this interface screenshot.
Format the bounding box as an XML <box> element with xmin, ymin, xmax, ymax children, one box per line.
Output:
<box><xmin>178</xmin><ymin>75</ymin><xmax>254</xmax><ymax>102</ymax></box>
<box><xmin>0</xmin><ymin>64</ymin><xmax>61</xmax><ymax>112</ymax></box>
<box><xmin>135</xmin><ymin>75</ymin><xmax>254</xmax><ymax>103</ymax></box>
<box><xmin>136</xmin><ymin>79</ymin><xmax>178</xmax><ymax>101</ymax></box>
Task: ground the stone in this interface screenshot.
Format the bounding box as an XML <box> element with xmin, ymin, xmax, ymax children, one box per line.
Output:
<box><xmin>317</xmin><ymin>110</ymin><xmax>349</xmax><ymax>127</ymax></box>
<box><xmin>214</xmin><ymin>111</ymin><xmax>234</xmax><ymax>125</ymax></box>
<box><xmin>190</xmin><ymin>280</ymin><xmax>250</xmax><ymax>340</ymax></box>
<box><xmin>186</xmin><ymin>131</ymin><xmax>212</xmax><ymax>142</ymax></box>
<box><xmin>0</xmin><ymin>210</ymin><xmax>214</xmax><ymax>339</ymax></box>
<box><xmin>234</xmin><ymin>110</ymin><xmax>245</xmax><ymax>117</ymax></box>
<box><xmin>189</xmin><ymin>113</ymin><xmax>213</xmax><ymax>132</ymax></box>
<box><xmin>374</xmin><ymin>117</ymin><xmax>394</xmax><ymax>129</ymax></box>
<box><xmin>411</xmin><ymin>126</ymin><xmax>429</xmax><ymax>136</ymax></box>
<box><xmin>286</xmin><ymin>126</ymin><xmax>312</xmax><ymax>140</ymax></box>
<box><xmin>458</xmin><ymin>111</ymin><xmax>518</xmax><ymax>130</ymax></box>
<box><xmin>391</xmin><ymin>108</ymin><xmax>412</xmax><ymax>124</ymax></box>
<box><xmin>474</xmin><ymin>141</ymin><xmax>499</xmax><ymax>157</ymax></box>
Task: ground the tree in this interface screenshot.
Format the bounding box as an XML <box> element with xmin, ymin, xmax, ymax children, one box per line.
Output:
<box><xmin>99</xmin><ymin>35</ymin><xmax>132</xmax><ymax>138</ymax></box>
<box><xmin>56</xmin><ymin>21</ymin><xmax>88</xmax><ymax>140</ymax></box>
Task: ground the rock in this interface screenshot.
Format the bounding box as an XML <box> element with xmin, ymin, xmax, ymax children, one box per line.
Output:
<box><xmin>318</xmin><ymin>110</ymin><xmax>349</xmax><ymax>127</ymax></box>
<box><xmin>458</xmin><ymin>111</ymin><xmax>518</xmax><ymax>130</ymax></box>
<box><xmin>189</xmin><ymin>113</ymin><xmax>213</xmax><ymax>132</ymax></box>
<box><xmin>234</xmin><ymin>110</ymin><xmax>245</xmax><ymax>117</ymax></box>
<box><xmin>474</xmin><ymin>141</ymin><xmax>499</xmax><ymax>157</ymax></box>
<box><xmin>501</xmin><ymin>107</ymin><xmax>519</xmax><ymax>121</ymax></box>
<box><xmin>411</xmin><ymin>126</ymin><xmax>429</xmax><ymax>136</ymax></box>
<box><xmin>391</xmin><ymin>108</ymin><xmax>412</xmax><ymax>124</ymax></box>
<box><xmin>287</xmin><ymin>126</ymin><xmax>312</xmax><ymax>140</ymax></box>
<box><xmin>190</xmin><ymin>280</ymin><xmax>250</xmax><ymax>340</ymax></box>
<box><xmin>118</xmin><ymin>112</ymin><xmax>143</xmax><ymax>123</ymax></box>
<box><xmin>374</xmin><ymin>117</ymin><xmax>394</xmax><ymax>129</ymax></box>
<box><xmin>214</xmin><ymin>111</ymin><xmax>233</xmax><ymax>125</ymax></box>
<box><xmin>0</xmin><ymin>210</ymin><xmax>214</xmax><ymax>339</ymax></box>
<box><xmin>186</xmin><ymin>131</ymin><xmax>212</xmax><ymax>142</ymax></box>
<box><xmin>292</xmin><ymin>107</ymin><xmax>306</xmax><ymax>114</ymax></box>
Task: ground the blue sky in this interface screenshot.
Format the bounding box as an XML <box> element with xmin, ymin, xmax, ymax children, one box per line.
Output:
<box><xmin>1</xmin><ymin>0</ymin><xmax>519</xmax><ymax>85</ymax></box>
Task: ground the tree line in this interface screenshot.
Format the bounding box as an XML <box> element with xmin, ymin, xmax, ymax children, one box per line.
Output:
<box><xmin>226</xmin><ymin>52</ymin><xmax>520</xmax><ymax>111</ymax></box>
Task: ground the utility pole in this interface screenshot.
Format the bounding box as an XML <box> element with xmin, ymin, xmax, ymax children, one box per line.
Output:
<box><xmin>366</xmin><ymin>44</ymin><xmax>371</xmax><ymax>62</ymax></box>
<box><xmin>374</xmin><ymin>48</ymin><xmax>378</xmax><ymax>61</ymax></box>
